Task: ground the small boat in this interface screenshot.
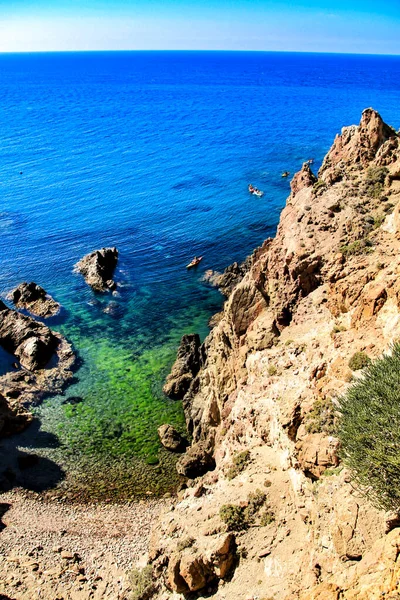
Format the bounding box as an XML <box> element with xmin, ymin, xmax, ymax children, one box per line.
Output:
<box><xmin>281</xmin><ymin>171</ymin><xmax>290</xmax><ymax>178</ymax></box>
<box><xmin>186</xmin><ymin>256</ymin><xmax>203</xmax><ymax>269</ymax></box>
<box><xmin>306</xmin><ymin>158</ymin><xmax>314</xmax><ymax>165</ymax></box>
<box><xmin>248</xmin><ymin>184</ymin><xmax>264</xmax><ymax>197</ymax></box>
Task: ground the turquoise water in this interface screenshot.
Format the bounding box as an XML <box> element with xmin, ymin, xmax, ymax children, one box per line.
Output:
<box><xmin>1</xmin><ymin>51</ymin><xmax>400</xmax><ymax>497</ymax></box>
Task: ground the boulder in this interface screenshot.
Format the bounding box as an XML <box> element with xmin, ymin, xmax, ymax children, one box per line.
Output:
<box><xmin>0</xmin><ymin>392</ymin><xmax>32</xmax><ymax>437</ymax></box>
<box><xmin>296</xmin><ymin>433</ymin><xmax>340</xmax><ymax>480</ymax></box>
<box><xmin>74</xmin><ymin>247</ymin><xmax>118</xmax><ymax>292</ymax></box>
<box><xmin>10</xmin><ymin>282</ymin><xmax>60</xmax><ymax>318</ymax></box>
<box><xmin>166</xmin><ymin>533</ymin><xmax>236</xmax><ymax>593</ymax></box>
<box><xmin>0</xmin><ymin>303</ymin><xmax>59</xmax><ymax>370</ymax></box>
<box><xmin>163</xmin><ymin>334</ymin><xmax>201</xmax><ymax>400</ymax></box>
<box><xmin>176</xmin><ymin>441</ymin><xmax>215</xmax><ymax>478</ymax></box>
<box><xmin>157</xmin><ymin>424</ymin><xmax>186</xmax><ymax>452</ymax></box>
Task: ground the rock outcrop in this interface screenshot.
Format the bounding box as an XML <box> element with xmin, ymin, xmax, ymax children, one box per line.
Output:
<box><xmin>203</xmin><ymin>255</ymin><xmax>252</xmax><ymax>297</ymax></box>
<box><xmin>74</xmin><ymin>247</ymin><xmax>118</xmax><ymax>292</ymax></box>
<box><xmin>149</xmin><ymin>109</ymin><xmax>400</xmax><ymax>599</ymax></box>
<box><xmin>0</xmin><ymin>300</ymin><xmax>59</xmax><ymax>371</ymax></box>
<box><xmin>0</xmin><ymin>300</ymin><xmax>75</xmax><ymax>437</ymax></box>
<box><xmin>157</xmin><ymin>424</ymin><xmax>187</xmax><ymax>452</ymax></box>
<box><xmin>10</xmin><ymin>282</ymin><xmax>60</xmax><ymax>318</ymax></box>
<box><xmin>163</xmin><ymin>334</ymin><xmax>201</xmax><ymax>400</ymax></box>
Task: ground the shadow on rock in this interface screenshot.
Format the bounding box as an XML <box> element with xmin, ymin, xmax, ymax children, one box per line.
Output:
<box><xmin>0</xmin><ymin>502</ymin><xmax>11</xmax><ymax>532</ymax></box>
<box><xmin>0</xmin><ymin>418</ymin><xmax>65</xmax><ymax>494</ymax></box>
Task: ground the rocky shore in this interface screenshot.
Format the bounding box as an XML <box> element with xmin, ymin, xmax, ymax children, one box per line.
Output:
<box><xmin>2</xmin><ymin>110</ymin><xmax>400</xmax><ymax>599</ymax></box>
<box><xmin>145</xmin><ymin>109</ymin><xmax>400</xmax><ymax>599</ymax></box>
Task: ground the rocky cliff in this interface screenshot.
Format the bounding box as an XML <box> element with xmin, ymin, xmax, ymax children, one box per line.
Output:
<box><xmin>150</xmin><ymin>109</ymin><xmax>400</xmax><ymax>599</ymax></box>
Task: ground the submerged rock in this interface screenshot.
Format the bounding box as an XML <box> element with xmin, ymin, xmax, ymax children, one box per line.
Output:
<box><xmin>10</xmin><ymin>282</ymin><xmax>60</xmax><ymax>318</ymax></box>
<box><xmin>157</xmin><ymin>424</ymin><xmax>187</xmax><ymax>452</ymax></box>
<box><xmin>74</xmin><ymin>247</ymin><xmax>118</xmax><ymax>292</ymax></box>
<box><xmin>163</xmin><ymin>334</ymin><xmax>202</xmax><ymax>400</ymax></box>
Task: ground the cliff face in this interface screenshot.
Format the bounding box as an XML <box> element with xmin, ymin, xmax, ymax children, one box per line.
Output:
<box><xmin>151</xmin><ymin>109</ymin><xmax>400</xmax><ymax>599</ymax></box>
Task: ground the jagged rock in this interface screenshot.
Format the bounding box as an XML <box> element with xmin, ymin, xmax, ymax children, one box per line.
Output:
<box><xmin>10</xmin><ymin>282</ymin><xmax>60</xmax><ymax>318</ymax></box>
<box><xmin>0</xmin><ymin>392</ymin><xmax>32</xmax><ymax>436</ymax></box>
<box><xmin>176</xmin><ymin>441</ymin><xmax>215</xmax><ymax>478</ymax></box>
<box><xmin>151</xmin><ymin>112</ymin><xmax>400</xmax><ymax>600</ymax></box>
<box><xmin>0</xmin><ymin>302</ymin><xmax>59</xmax><ymax>370</ymax></box>
<box><xmin>74</xmin><ymin>247</ymin><xmax>118</xmax><ymax>292</ymax></box>
<box><xmin>157</xmin><ymin>424</ymin><xmax>186</xmax><ymax>452</ymax></box>
<box><xmin>319</xmin><ymin>108</ymin><xmax>397</xmax><ymax>184</ymax></box>
<box><xmin>290</xmin><ymin>163</ymin><xmax>317</xmax><ymax>196</ymax></box>
<box><xmin>296</xmin><ymin>433</ymin><xmax>339</xmax><ymax>480</ymax></box>
<box><xmin>163</xmin><ymin>334</ymin><xmax>201</xmax><ymax>400</ymax></box>
<box><xmin>166</xmin><ymin>554</ymin><xmax>188</xmax><ymax>594</ymax></box>
<box><xmin>0</xmin><ymin>302</ymin><xmax>75</xmax><ymax>442</ymax></box>
<box><xmin>166</xmin><ymin>534</ymin><xmax>236</xmax><ymax>593</ymax></box>
<box><xmin>203</xmin><ymin>257</ymin><xmax>252</xmax><ymax>297</ymax></box>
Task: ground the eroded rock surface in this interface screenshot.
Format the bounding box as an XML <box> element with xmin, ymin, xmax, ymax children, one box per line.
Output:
<box><xmin>10</xmin><ymin>282</ymin><xmax>60</xmax><ymax>318</ymax></box>
<box><xmin>0</xmin><ymin>301</ymin><xmax>59</xmax><ymax>371</ymax></box>
<box><xmin>157</xmin><ymin>424</ymin><xmax>186</xmax><ymax>452</ymax></box>
<box><xmin>74</xmin><ymin>247</ymin><xmax>118</xmax><ymax>292</ymax></box>
<box><xmin>0</xmin><ymin>301</ymin><xmax>75</xmax><ymax>437</ymax></box>
<box><xmin>163</xmin><ymin>334</ymin><xmax>201</xmax><ymax>400</ymax></box>
<box><xmin>150</xmin><ymin>109</ymin><xmax>400</xmax><ymax>599</ymax></box>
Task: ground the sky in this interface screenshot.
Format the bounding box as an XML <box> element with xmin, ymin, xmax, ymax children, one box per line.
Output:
<box><xmin>0</xmin><ymin>0</ymin><xmax>399</xmax><ymax>54</ymax></box>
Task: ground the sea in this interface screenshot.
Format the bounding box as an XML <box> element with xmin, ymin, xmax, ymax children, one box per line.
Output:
<box><xmin>0</xmin><ymin>51</ymin><xmax>399</xmax><ymax>499</ymax></box>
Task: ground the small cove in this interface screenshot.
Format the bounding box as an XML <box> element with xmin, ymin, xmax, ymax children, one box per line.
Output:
<box><xmin>1</xmin><ymin>51</ymin><xmax>400</xmax><ymax>499</ymax></box>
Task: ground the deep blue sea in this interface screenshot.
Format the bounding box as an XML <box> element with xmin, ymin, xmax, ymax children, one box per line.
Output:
<box><xmin>1</xmin><ymin>51</ymin><xmax>399</xmax><ymax>498</ymax></box>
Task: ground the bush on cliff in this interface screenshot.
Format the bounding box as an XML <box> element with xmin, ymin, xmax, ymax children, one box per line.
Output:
<box><xmin>337</xmin><ymin>343</ymin><xmax>400</xmax><ymax>511</ymax></box>
<box><xmin>129</xmin><ymin>565</ymin><xmax>155</xmax><ymax>600</ymax></box>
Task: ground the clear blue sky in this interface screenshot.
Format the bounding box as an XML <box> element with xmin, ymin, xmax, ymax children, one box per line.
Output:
<box><xmin>0</xmin><ymin>0</ymin><xmax>399</xmax><ymax>54</ymax></box>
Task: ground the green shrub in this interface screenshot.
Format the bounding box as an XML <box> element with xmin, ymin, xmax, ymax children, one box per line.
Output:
<box><xmin>340</xmin><ymin>238</ymin><xmax>373</xmax><ymax>257</ymax></box>
<box><xmin>373</xmin><ymin>214</ymin><xmax>385</xmax><ymax>229</ymax></box>
<box><xmin>313</xmin><ymin>180</ymin><xmax>327</xmax><ymax>194</ymax></box>
<box><xmin>219</xmin><ymin>504</ymin><xmax>248</xmax><ymax>531</ymax></box>
<box><xmin>364</xmin><ymin>166</ymin><xmax>388</xmax><ymax>199</ymax></box>
<box><xmin>244</xmin><ymin>490</ymin><xmax>267</xmax><ymax>521</ymax></box>
<box><xmin>177</xmin><ymin>537</ymin><xmax>195</xmax><ymax>552</ymax></box>
<box><xmin>130</xmin><ymin>565</ymin><xmax>155</xmax><ymax>600</ymax></box>
<box><xmin>305</xmin><ymin>397</ymin><xmax>336</xmax><ymax>434</ymax></box>
<box><xmin>220</xmin><ymin>490</ymin><xmax>269</xmax><ymax>530</ymax></box>
<box><xmin>268</xmin><ymin>364</ymin><xmax>278</xmax><ymax>376</ymax></box>
<box><xmin>348</xmin><ymin>351</ymin><xmax>371</xmax><ymax>371</ymax></box>
<box><xmin>259</xmin><ymin>510</ymin><xmax>275</xmax><ymax>526</ymax></box>
<box><xmin>337</xmin><ymin>343</ymin><xmax>400</xmax><ymax>510</ymax></box>
<box><xmin>331</xmin><ymin>324</ymin><xmax>346</xmax><ymax>337</ymax></box>
<box><xmin>226</xmin><ymin>450</ymin><xmax>251</xmax><ymax>480</ymax></box>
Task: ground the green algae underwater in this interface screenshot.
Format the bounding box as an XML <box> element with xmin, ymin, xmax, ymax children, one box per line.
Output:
<box><xmin>24</xmin><ymin>277</ymin><xmax>222</xmax><ymax>501</ymax></box>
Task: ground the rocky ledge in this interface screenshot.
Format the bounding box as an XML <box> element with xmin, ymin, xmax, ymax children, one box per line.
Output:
<box><xmin>145</xmin><ymin>109</ymin><xmax>400</xmax><ymax>599</ymax></box>
<box><xmin>10</xmin><ymin>282</ymin><xmax>61</xmax><ymax>318</ymax></box>
<box><xmin>0</xmin><ymin>300</ymin><xmax>75</xmax><ymax>437</ymax></box>
<box><xmin>74</xmin><ymin>247</ymin><xmax>118</xmax><ymax>292</ymax></box>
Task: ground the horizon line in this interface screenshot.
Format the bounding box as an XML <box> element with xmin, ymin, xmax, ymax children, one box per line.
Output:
<box><xmin>1</xmin><ymin>49</ymin><xmax>400</xmax><ymax>57</ymax></box>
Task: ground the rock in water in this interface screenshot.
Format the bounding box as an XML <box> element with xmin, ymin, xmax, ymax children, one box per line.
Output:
<box><xmin>74</xmin><ymin>247</ymin><xmax>118</xmax><ymax>292</ymax></box>
<box><xmin>203</xmin><ymin>256</ymin><xmax>252</xmax><ymax>297</ymax></box>
<box><xmin>10</xmin><ymin>282</ymin><xmax>60</xmax><ymax>318</ymax></box>
<box><xmin>163</xmin><ymin>334</ymin><xmax>201</xmax><ymax>400</ymax></box>
<box><xmin>157</xmin><ymin>424</ymin><xmax>187</xmax><ymax>452</ymax></box>
<box><xmin>0</xmin><ymin>301</ymin><xmax>59</xmax><ymax>370</ymax></box>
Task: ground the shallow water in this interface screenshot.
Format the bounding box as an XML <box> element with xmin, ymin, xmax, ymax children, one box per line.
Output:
<box><xmin>1</xmin><ymin>51</ymin><xmax>400</xmax><ymax>497</ymax></box>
